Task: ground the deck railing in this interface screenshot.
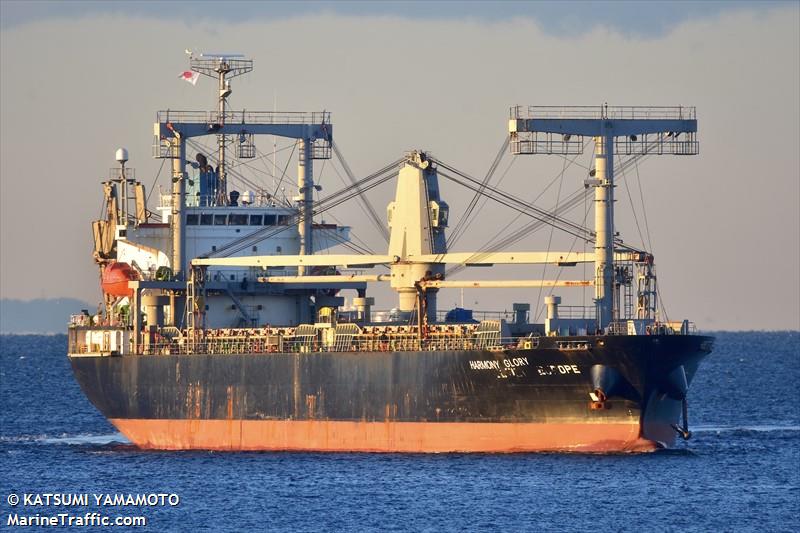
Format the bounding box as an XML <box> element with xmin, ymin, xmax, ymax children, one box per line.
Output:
<box><xmin>68</xmin><ymin>318</ymin><xmax>700</xmax><ymax>356</ymax></box>
<box><xmin>510</xmin><ymin>105</ymin><xmax>696</xmax><ymax>121</ymax></box>
<box><xmin>156</xmin><ymin>110</ymin><xmax>331</xmax><ymax>126</ymax></box>
<box><xmin>131</xmin><ymin>335</ymin><xmax>531</xmax><ymax>356</ymax></box>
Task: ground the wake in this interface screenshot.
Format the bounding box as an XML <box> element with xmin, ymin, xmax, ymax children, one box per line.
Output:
<box><xmin>691</xmin><ymin>424</ymin><xmax>800</xmax><ymax>434</ymax></box>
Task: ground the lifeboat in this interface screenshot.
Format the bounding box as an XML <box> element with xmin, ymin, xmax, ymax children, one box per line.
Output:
<box><xmin>101</xmin><ymin>261</ymin><xmax>140</xmax><ymax>298</ymax></box>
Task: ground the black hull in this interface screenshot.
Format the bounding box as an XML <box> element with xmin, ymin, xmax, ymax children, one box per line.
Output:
<box><xmin>69</xmin><ymin>335</ymin><xmax>713</xmax><ymax>452</ymax></box>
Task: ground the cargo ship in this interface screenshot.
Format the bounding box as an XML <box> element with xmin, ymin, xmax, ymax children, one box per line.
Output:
<box><xmin>68</xmin><ymin>54</ymin><xmax>713</xmax><ymax>452</ymax></box>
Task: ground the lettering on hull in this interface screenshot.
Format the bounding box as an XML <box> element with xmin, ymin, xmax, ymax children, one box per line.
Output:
<box><xmin>536</xmin><ymin>364</ymin><xmax>582</xmax><ymax>376</ymax></box>
<box><xmin>468</xmin><ymin>358</ymin><xmax>582</xmax><ymax>379</ymax></box>
<box><xmin>469</xmin><ymin>357</ymin><xmax>530</xmax><ymax>378</ymax></box>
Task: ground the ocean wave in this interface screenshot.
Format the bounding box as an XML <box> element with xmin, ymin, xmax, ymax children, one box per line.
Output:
<box><xmin>1</xmin><ymin>433</ymin><xmax>129</xmax><ymax>446</ymax></box>
<box><xmin>38</xmin><ymin>433</ymin><xmax>130</xmax><ymax>445</ymax></box>
<box><xmin>691</xmin><ymin>424</ymin><xmax>800</xmax><ymax>434</ymax></box>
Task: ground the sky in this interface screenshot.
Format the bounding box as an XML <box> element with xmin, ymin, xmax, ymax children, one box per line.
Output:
<box><xmin>1</xmin><ymin>1</ymin><xmax>798</xmax><ymax>330</ymax></box>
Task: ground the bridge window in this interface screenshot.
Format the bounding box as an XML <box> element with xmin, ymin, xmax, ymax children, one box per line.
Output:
<box><xmin>214</xmin><ymin>214</ymin><xmax>227</xmax><ymax>225</ymax></box>
<box><xmin>263</xmin><ymin>215</ymin><xmax>277</xmax><ymax>225</ymax></box>
<box><xmin>186</xmin><ymin>214</ymin><xmax>199</xmax><ymax>225</ymax></box>
<box><xmin>277</xmin><ymin>215</ymin><xmax>290</xmax><ymax>225</ymax></box>
<box><xmin>200</xmin><ymin>214</ymin><xmax>213</xmax><ymax>225</ymax></box>
<box><xmin>229</xmin><ymin>214</ymin><xmax>248</xmax><ymax>225</ymax></box>
<box><xmin>249</xmin><ymin>215</ymin><xmax>263</xmax><ymax>225</ymax></box>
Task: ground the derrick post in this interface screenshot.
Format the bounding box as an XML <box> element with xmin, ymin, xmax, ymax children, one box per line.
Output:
<box><xmin>170</xmin><ymin>134</ymin><xmax>187</xmax><ymax>281</ymax></box>
<box><xmin>297</xmin><ymin>138</ymin><xmax>314</xmax><ymax>276</ymax></box>
<box><xmin>593</xmin><ymin>133</ymin><xmax>615</xmax><ymax>330</ymax></box>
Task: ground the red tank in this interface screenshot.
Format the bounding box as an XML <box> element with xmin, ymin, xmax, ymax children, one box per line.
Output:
<box><xmin>101</xmin><ymin>262</ymin><xmax>140</xmax><ymax>298</ymax></box>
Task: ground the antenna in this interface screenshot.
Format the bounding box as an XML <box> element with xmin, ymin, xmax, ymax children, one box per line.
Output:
<box><xmin>111</xmin><ymin>148</ymin><xmax>136</xmax><ymax>224</ymax></box>
<box><xmin>190</xmin><ymin>53</ymin><xmax>252</xmax><ymax>80</ymax></box>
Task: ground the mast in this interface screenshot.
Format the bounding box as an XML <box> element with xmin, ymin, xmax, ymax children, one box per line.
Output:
<box><xmin>182</xmin><ymin>51</ymin><xmax>330</xmax><ymax>272</ymax></box>
<box><xmin>593</xmin><ymin>124</ymin><xmax>615</xmax><ymax>328</ymax></box>
<box><xmin>170</xmin><ymin>133</ymin><xmax>186</xmax><ymax>279</ymax></box>
<box><xmin>297</xmin><ymin>139</ymin><xmax>314</xmax><ymax>275</ymax></box>
<box><xmin>188</xmin><ymin>53</ymin><xmax>253</xmax><ymax>206</ymax></box>
<box><xmin>216</xmin><ymin>60</ymin><xmax>231</xmax><ymax>204</ymax></box>
<box><xmin>116</xmin><ymin>148</ymin><xmax>129</xmax><ymax>223</ymax></box>
<box><xmin>509</xmin><ymin>105</ymin><xmax>699</xmax><ymax>331</ymax></box>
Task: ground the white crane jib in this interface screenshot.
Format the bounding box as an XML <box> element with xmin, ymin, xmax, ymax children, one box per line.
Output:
<box><xmin>509</xmin><ymin>105</ymin><xmax>699</xmax><ymax>329</ymax></box>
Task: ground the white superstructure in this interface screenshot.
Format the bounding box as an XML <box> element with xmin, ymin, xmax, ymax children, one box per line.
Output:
<box><xmin>91</xmin><ymin>54</ymin><xmax>350</xmax><ymax>328</ymax></box>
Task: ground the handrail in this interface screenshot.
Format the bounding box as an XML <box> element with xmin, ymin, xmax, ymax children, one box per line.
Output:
<box><xmin>156</xmin><ymin>110</ymin><xmax>331</xmax><ymax>126</ymax></box>
<box><xmin>510</xmin><ymin>105</ymin><xmax>696</xmax><ymax>121</ymax></box>
<box><xmin>134</xmin><ymin>335</ymin><xmax>527</xmax><ymax>356</ymax></box>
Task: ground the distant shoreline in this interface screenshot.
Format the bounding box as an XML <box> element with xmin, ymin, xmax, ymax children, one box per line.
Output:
<box><xmin>1</xmin><ymin>298</ymin><xmax>91</xmax><ymax>336</ymax></box>
<box><xmin>0</xmin><ymin>332</ymin><xmax>67</xmax><ymax>336</ymax></box>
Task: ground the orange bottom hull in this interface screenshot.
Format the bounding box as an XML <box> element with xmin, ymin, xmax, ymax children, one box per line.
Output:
<box><xmin>111</xmin><ymin>419</ymin><xmax>658</xmax><ymax>453</ymax></box>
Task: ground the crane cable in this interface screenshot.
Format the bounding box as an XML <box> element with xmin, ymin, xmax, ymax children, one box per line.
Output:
<box><xmin>204</xmin><ymin>158</ymin><xmax>402</xmax><ymax>258</ymax></box>
<box><xmin>443</xmin><ymin>137</ymin><xmax>661</xmax><ymax>279</ymax></box>
<box><xmin>432</xmin><ymin>155</ymin><xmax>597</xmax><ymax>240</ymax></box>
<box><xmin>447</xmin><ymin>137</ymin><xmax>509</xmax><ymax>247</ymax></box>
<box><xmin>534</xmin><ymin>155</ymin><xmax>567</xmax><ymax>317</ymax></box>
<box><xmin>271</xmin><ymin>141</ymin><xmax>297</xmax><ymax>203</ymax></box>
<box><xmin>185</xmin><ymin>138</ymin><xmax>266</xmax><ymax>195</ymax></box>
<box><xmin>332</xmin><ymin>141</ymin><xmax>390</xmax><ymax>243</ymax></box>
<box><xmin>432</xmin><ymin>161</ymin><xmax>595</xmax><ymax>243</ymax></box>
<box><xmin>206</xmin><ymin>163</ymin><xmax>397</xmax><ymax>257</ymax></box>
<box><xmin>451</xmin><ymin>140</ymin><xmax>590</xmax><ymax>273</ymax></box>
<box><xmin>453</xmin><ymin>135</ymin><xmax>665</xmax><ymax>260</ymax></box>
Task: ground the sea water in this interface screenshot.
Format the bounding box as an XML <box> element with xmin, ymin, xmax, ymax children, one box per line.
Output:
<box><xmin>1</xmin><ymin>332</ymin><xmax>798</xmax><ymax>532</ymax></box>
